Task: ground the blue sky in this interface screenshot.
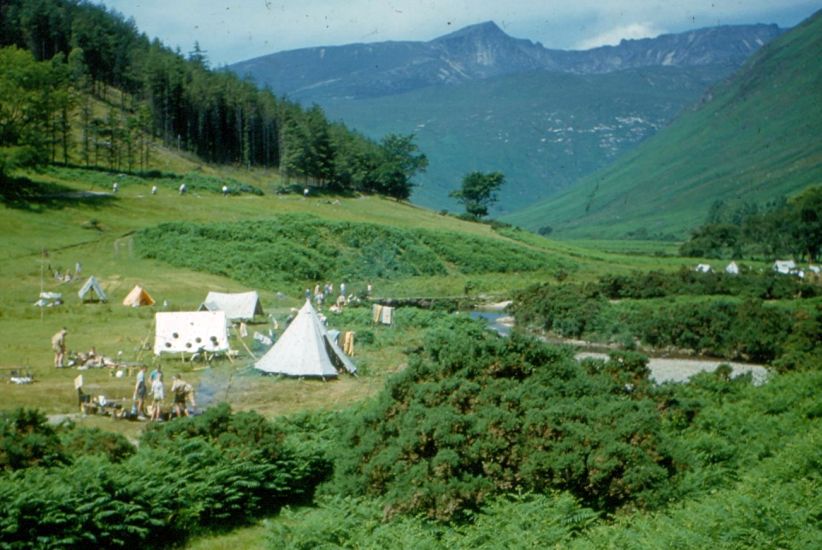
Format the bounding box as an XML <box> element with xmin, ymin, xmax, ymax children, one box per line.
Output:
<box><xmin>97</xmin><ymin>0</ymin><xmax>821</xmax><ymax>66</ymax></box>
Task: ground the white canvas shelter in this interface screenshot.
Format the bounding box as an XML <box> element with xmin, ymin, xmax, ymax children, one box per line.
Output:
<box><xmin>725</xmin><ymin>262</ymin><xmax>740</xmax><ymax>275</ymax></box>
<box><xmin>154</xmin><ymin>311</ymin><xmax>229</xmax><ymax>355</ymax></box>
<box><xmin>773</xmin><ymin>260</ymin><xmax>797</xmax><ymax>274</ymax></box>
<box><xmin>199</xmin><ymin>291</ymin><xmax>263</xmax><ymax>321</ymax></box>
<box><xmin>695</xmin><ymin>263</ymin><xmax>712</xmax><ymax>273</ymax></box>
<box><xmin>78</xmin><ymin>276</ymin><xmax>107</xmax><ymax>302</ymax></box>
<box><xmin>123</xmin><ymin>285</ymin><xmax>155</xmax><ymax>307</ymax></box>
<box><xmin>255</xmin><ymin>300</ymin><xmax>355</xmax><ymax>378</ymax></box>
<box><xmin>34</xmin><ymin>292</ymin><xmax>62</xmax><ymax>307</ymax></box>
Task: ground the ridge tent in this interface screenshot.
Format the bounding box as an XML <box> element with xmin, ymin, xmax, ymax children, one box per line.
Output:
<box><xmin>123</xmin><ymin>285</ymin><xmax>155</xmax><ymax>307</ymax></box>
<box><xmin>199</xmin><ymin>290</ymin><xmax>263</xmax><ymax>321</ymax></box>
<box><xmin>773</xmin><ymin>260</ymin><xmax>797</xmax><ymax>274</ymax></box>
<box><xmin>725</xmin><ymin>262</ymin><xmax>740</xmax><ymax>275</ymax></box>
<box><xmin>78</xmin><ymin>276</ymin><xmax>107</xmax><ymax>302</ymax></box>
<box><xmin>255</xmin><ymin>299</ymin><xmax>355</xmax><ymax>378</ymax></box>
<box><xmin>154</xmin><ymin>311</ymin><xmax>229</xmax><ymax>355</ymax></box>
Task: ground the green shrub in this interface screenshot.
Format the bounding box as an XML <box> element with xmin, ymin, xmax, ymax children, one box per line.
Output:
<box><xmin>329</xmin><ymin>322</ymin><xmax>675</xmax><ymax>521</ymax></box>
<box><xmin>60</xmin><ymin>427</ymin><xmax>135</xmax><ymax>463</ymax></box>
<box><xmin>0</xmin><ymin>408</ymin><xmax>67</xmax><ymax>472</ymax></box>
<box><xmin>133</xmin><ymin>214</ymin><xmax>566</xmax><ymax>292</ymax></box>
<box><xmin>0</xmin><ymin>405</ymin><xmax>331</xmax><ymax>548</ymax></box>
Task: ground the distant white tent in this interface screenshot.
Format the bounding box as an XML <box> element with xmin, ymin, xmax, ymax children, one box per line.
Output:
<box><xmin>123</xmin><ymin>285</ymin><xmax>155</xmax><ymax>307</ymax></box>
<box><xmin>154</xmin><ymin>311</ymin><xmax>229</xmax><ymax>355</ymax></box>
<box><xmin>78</xmin><ymin>276</ymin><xmax>107</xmax><ymax>302</ymax></box>
<box><xmin>255</xmin><ymin>300</ymin><xmax>355</xmax><ymax>378</ymax></box>
<box><xmin>34</xmin><ymin>292</ymin><xmax>62</xmax><ymax>307</ymax></box>
<box><xmin>725</xmin><ymin>262</ymin><xmax>740</xmax><ymax>275</ymax></box>
<box><xmin>773</xmin><ymin>260</ymin><xmax>797</xmax><ymax>274</ymax></box>
<box><xmin>199</xmin><ymin>290</ymin><xmax>263</xmax><ymax>321</ymax></box>
<box><xmin>695</xmin><ymin>263</ymin><xmax>712</xmax><ymax>273</ymax></box>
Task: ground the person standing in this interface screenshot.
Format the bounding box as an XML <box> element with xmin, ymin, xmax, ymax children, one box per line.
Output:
<box><xmin>133</xmin><ymin>365</ymin><xmax>148</xmax><ymax>419</ymax></box>
<box><xmin>171</xmin><ymin>374</ymin><xmax>194</xmax><ymax>417</ymax></box>
<box><xmin>150</xmin><ymin>372</ymin><xmax>164</xmax><ymax>421</ymax></box>
<box><xmin>51</xmin><ymin>328</ymin><xmax>67</xmax><ymax>368</ymax></box>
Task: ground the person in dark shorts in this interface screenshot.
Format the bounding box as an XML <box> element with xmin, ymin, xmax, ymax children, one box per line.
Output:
<box><xmin>133</xmin><ymin>365</ymin><xmax>148</xmax><ymax>419</ymax></box>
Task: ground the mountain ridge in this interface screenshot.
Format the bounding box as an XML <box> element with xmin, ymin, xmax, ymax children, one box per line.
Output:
<box><xmin>502</xmin><ymin>10</ymin><xmax>822</xmax><ymax>238</ymax></box>
<box><xmin>231</xmin><ymin>22</ymin><xmax>783</xmax><ymax>101</ymax></box>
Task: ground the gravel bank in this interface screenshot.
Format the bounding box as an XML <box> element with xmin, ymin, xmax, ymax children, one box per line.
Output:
<box><xmin>576</xmin><ymin>352</ymin><xmax>768</xmax><ymax>385</ymax></box>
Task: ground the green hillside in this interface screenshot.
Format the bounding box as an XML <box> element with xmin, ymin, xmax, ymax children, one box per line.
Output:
<box><xmin>320</xmin><ymin>64</ymin><xmax>733</xmax><ymax>214</ymax></box>
<box><xmin>504</xmin><ymin>10</ymin><xmax>822</xmax><ymax>239</ymax></box>
<box><xmin>1</xmin><ymin>3</ymin><xmax>819</xmax><ymax>549</ymax></box>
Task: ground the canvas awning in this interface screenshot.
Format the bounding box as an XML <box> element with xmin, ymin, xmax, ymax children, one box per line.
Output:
<box><xmin>154</xmin><ymin>311</ymin><xmax>229</xmax><ymax>354</ymax></box>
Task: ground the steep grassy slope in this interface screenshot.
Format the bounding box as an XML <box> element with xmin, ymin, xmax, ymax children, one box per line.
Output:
<box><xmin>504</xmin><ymin>10</ymin><xmax>822</xmax><ymax>238</ymax></box>
<box><xmin>320</xmin><ymin>64</ymin><xmax>734</xmax><ymax>214</ymax></box>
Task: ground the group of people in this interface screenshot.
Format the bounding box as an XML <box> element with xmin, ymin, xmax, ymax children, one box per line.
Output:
<box><xmin>132</xmin><ymin>365</ymin><xmax>195</xmax><ymax>421</ymax></box>
<box><xmin>53</xmin><ymin>327</ymin><xmax>197</xmax><ymax>421</ymax></box>
<box><xmin>306</xmin><ymin>281</ymin><xmax>371</xmax><ymax>309</ymax></box>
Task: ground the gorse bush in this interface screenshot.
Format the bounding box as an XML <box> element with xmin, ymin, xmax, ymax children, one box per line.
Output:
<box><xmin>510</xmin><ymin>283</ymin><xmax>605</xmax><ymax>338</ymax></box>
<box><xmin>135</xmin><ymin>214</ymin><xmax>561</xmax><ymax>290</ymax></box>
<box><xmin>596</xmin><ymin>267</ymin><xmax>819</xmax><ymax>300</ymax></box>
<box><xmin>329</xmin><ymin>321</ymin><xmax>676</xmax><ymax>521</ymax></box>
<box><xmin>60</xmin><ymin>426</ymin><xmax>135</xmax><ymax>463</ymax></box>
<box><xmin>0</xmin><ymin>404</ymin><xmax>331</xmax><ymax>548</ymax></box>
<box><xmin>0</xmin><ymin>408</ymin><xmax>67</xmax><ymax>472</ymax></box>
<box><xmin>513</xmin><ymin>278</ymin><xmax>821</xmax><ymax>364</ymax></box>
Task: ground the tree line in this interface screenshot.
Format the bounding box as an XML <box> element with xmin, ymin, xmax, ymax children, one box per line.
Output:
<box><xmin>679</xmin><ymin>187</ymin><xmax>822</xmax><ymax>261</ymax></box>
<box><xmin>0</xmin><ymin>0</ymin><xmax>426</xmax><ymax>198</ymax></box>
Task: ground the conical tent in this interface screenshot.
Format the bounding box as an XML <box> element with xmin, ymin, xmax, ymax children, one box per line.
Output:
<box><xmin>123</xmin><ymin>285</ymin><xmax>155</xmax><ymax>307</ymax></box>
<box><xmin>255</xmin><ymin>300</ymin><xmax>355</xmax><ymax>378</ymax></box>
<box><xmin>199</xmin><ymin>290</ymin><xmax>263</xmax><ymax>321</ymax></box>
<box><xmin>78</xmin><ymin>276</ymin><xmax>107</xmax><ymax>302</ymax></box>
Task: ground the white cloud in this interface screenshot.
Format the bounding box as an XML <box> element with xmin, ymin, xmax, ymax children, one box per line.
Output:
<box><xmin>575</xmin><ymin>22</ymin><xmax>665</xmax><ymax>49</ymax></box>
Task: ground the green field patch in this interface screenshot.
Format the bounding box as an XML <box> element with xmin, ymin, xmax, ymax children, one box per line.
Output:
<box><xmin>134</xmin><ymin>214</ymin><xmax>567</xmax><ymax>290</ymax></box>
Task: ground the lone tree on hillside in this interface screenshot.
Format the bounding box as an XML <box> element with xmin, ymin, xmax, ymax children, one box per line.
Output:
<box><xmin>450</xmin><ymin>171</ymin><xmax>505</xmax><ymax>219</ymax></box>
<box><xmin>374</xmin><ymin>133</ymin><xmax>428</xmax><ymax>200</ymax></box>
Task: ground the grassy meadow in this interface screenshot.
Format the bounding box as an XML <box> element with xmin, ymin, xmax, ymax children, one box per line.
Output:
<box><xmin>0</xmin><ymin>164</ymin><xmax>695</xmax><ymax>437</ymax></box>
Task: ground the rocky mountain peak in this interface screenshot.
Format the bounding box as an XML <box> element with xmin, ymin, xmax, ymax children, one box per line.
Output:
<box><xmin>430</xmin><ymin>21</ymin><xmax>509</xmax><ymax>44</ymax></box>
